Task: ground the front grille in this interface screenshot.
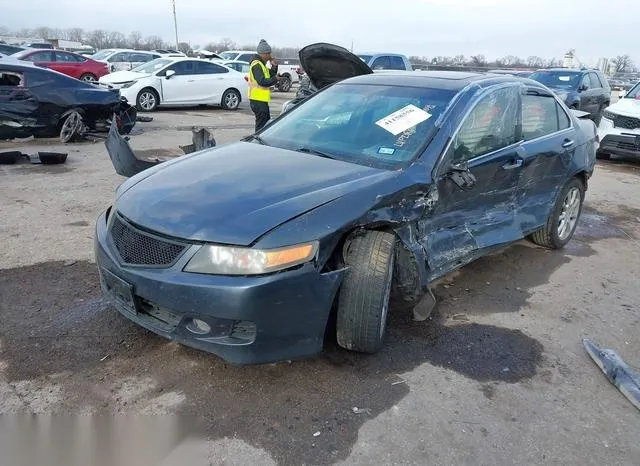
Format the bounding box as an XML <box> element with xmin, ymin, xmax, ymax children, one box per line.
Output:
<box><xmin>110</xmin><ymin>214</ymin><xmax>186</xmax><ymax>267</ymax></box>
<box><xmin>612</xmin><ymin>114</ymin><xmax>640</xmax><ymax>130</ymax></box>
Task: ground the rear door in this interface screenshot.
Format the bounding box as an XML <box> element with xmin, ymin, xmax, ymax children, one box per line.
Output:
<box><xmin>579</xmin><ymin>73</ymin><xmax>599</xmax><ymax>115</ymax></box>
<box><xmin>195</xmin><ymin>61</ymin><xmax>231</xmax><ymax>103</ymax></box>
<box><xmin>53</xmin><ymin>51</ymin><xmax>82</xmax><ymax>79</ymax></box>
<box><xmin>589</xmin><ymin>72</ymin><xmax>607</xmax><ymax>109</ymax></box>
<box><xmin>516</xmin><ymin>89</ymin><xmax>577</xmax><ymax>233</ymax></box>
<box><xmin>108</xmin><ymin>52</ymin><xmax>132</xmax><ymax>72</ymax></box>
<box><xmin>421</xmin><ymin>85</ymin><xmax>524</xmax><ymax>278</ymax></box>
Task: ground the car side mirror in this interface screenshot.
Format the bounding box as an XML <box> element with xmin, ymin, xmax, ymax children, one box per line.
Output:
<box><xmin>165</xmin><ymin>70</ymin><xmax>176</xmax><ymax>79</ymax></box>
<box><xmin>447</xmin><ymin>160</ymin><xmax>476</xmax><ymax>190</ymax></box>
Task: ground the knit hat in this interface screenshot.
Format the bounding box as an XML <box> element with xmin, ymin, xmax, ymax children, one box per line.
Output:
<box><xmin>257</xmin><ymin>39</ymin><xmax>272</xmax><ymax>54</ymax></box>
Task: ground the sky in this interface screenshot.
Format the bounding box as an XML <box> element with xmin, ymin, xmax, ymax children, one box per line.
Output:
<box><xmin>3</xmin><ymin>0</ymin><xmax>639</xmax><ymax>65</ymax></box>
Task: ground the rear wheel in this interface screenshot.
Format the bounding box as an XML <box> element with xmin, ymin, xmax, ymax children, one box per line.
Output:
<box><xmin>136</xmin><ymin>88</ymin><xmax>159</xmax><ymax>112</ymax></box>
<box><xmin>221</xmin><ymin>89</ymin><xmax>240</xmax><ymax>110</ymax></box>
<box><xmin>336</xmin><ymin>231</ymin><xmax>395</xmax><ymax>354</ymax></box>
<box><xmin>278</xmin><ymin>75</ymin><xmax>292</xmax><ymax>92</ymax></box>
<box><xmin>530</xmin><ymin>177</ymin><xmax>585</xmax><ymax>249</ymax></box>
<box><xmin>80</xmin><ymin>73</ymin><xmax>97</xmax><ymax>82</ymax></box>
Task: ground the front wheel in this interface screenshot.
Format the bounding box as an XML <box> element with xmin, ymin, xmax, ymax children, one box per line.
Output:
<box><xmin>336</xmin><ymin>231</ymin><xmax>395</xmax><ymax>354</ymax></box>
<box><xmin>529</xmin><ymin>177</ymin><xmax>585</xmax><ymax>249</ymax></box>
<box><xmin>136</xmin><ymin>88</ymin><xmax>159</xmax><ymax>112</ymax></box>
<box><xmin>221</xmin><ymin>89</ymin><xmax>240</xmax><ymax>110</ymax></box>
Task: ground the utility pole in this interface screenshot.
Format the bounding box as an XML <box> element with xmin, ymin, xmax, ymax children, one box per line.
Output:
<box><xmin>171</xmin><ymin>0</ymin><xmax>179</xmax><ymax>49</ymax></box>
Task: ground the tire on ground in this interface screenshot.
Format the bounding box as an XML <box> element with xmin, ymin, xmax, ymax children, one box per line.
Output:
<box><xmin>336</xmin><ymin>230</ymin><xmax>396</xmax><ymax>353</ymax></box>
<box><xmin>529</xmin><ymin>177</ymin><xmax>585</xmax><ymax>249</ymax></box>
<box><xmin>221</xmin><ymin>89</ymin><xmax>241</xmax><ymax>110</ymax></box>
<box><xmin>136</xmin><ymin>88</ymin><xmax>159</xmax><ymax>112</ymax></box>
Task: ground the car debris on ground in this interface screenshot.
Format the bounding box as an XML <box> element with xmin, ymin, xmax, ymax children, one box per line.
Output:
<box><xmin>583</xmin><ymin>338</ymin><xmax>640</xmax><ymax>410</ymax></box>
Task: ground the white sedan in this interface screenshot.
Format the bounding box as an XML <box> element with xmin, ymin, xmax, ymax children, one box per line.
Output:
<box><xmin>99</xmin><ymin>57</ymin><xmax>247</xmax><ymax>112</ymax></box>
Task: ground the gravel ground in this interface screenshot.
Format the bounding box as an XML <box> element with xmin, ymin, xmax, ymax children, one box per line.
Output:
<box><xmin>1</xmin><ymin>90</ymin><xmax>639</xmax><ymax>465</ymax></box>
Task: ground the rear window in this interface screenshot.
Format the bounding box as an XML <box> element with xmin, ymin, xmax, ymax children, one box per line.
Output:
<box><xmin>259</xmin><ymin>83</ymin><xmax>457</xmax><ymax>169</ymax></box>
<box><xmin>529</xmin><ymin>71</ymin><xmax>581</xmax><ymax>89</ymax></box>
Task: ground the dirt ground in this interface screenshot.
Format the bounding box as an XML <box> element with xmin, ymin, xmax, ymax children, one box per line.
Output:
<box><xmin>1</xmin><ymin>90</ymin><xmax>639</xmax><ymax>465</ymax></box>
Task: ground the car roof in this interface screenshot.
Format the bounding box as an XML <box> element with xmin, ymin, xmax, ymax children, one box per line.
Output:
<box><xmin>357</xmin><ymin>52</ymin><xmax>405</xmax><ymax>56</ymax></box>
<box><xmin>536</xmin><ymin>68</ymin><xmax>590</xmax><ymax>73</ymax></box>
<box><xmin>343</xmin><ymin>70</ymin><xmax>541</xmax><ymax>91</ymax></box>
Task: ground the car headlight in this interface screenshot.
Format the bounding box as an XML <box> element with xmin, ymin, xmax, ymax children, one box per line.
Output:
<box><xmin>602</xmin><ymin>110</ymin><xmax>617</xmax><ymax>121</ymax></box>
<box><xmin>184</xmin><ymin>241</ymin><xmax>319</xmax><ymax>275</ymax></box>
<box><xmin>120</xmin><ymin>81</ymin><xmax>135</xmax><ymax>89</ymax></box>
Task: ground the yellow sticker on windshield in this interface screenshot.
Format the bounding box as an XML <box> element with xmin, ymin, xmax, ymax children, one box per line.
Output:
<box><xmin>376</xmin><ymin>104</ymin><xmax>432</xmax><ymax>136</ymax></box>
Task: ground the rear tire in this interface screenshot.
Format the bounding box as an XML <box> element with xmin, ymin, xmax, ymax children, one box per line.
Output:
<box><xmin>529</xmin><ymin>177</ymin><xmax>585</xmax><ymax>249</ymax></box>
<box><xmin>80</xmin><ymin>73</ymin><xmax>97</xmax><ymax>82</ymax></box>
<box><xmin>336</xmin><ymin>231</ymin><xmax>395</xmax><ymax>354</ymax></box>
<box><xmin>221</xmin><ymin>89</ymin><xmax>241</xmax><ymax>110</ymax></box>
<box><xmin>278</xmin><ymin>75</ymin><xmax>292</xmax><ymax>92</ymax></box>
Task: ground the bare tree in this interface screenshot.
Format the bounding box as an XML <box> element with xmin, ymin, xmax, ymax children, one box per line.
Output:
<box><xmin>143</xmin><ymin>35</ymin><xmax>166</xmax><ymax>50</ymax></box>
<box><xmin>33</xmin><ymin>26</ymin><xmax>54</xmax><ymax>39</ymax></box>
<box><xmin>128</xmin><ymin>31</ymin><xmax>142</xmax><ymax>49</ymax></box>
<box><xmin>470</xmin><ymin>54</ymin><xmax>486</xmax><ymax>66</ymax></box>
<box><xmin>86</xmin><ymin>29</ymin><xmax>108</xmax><ymax>49</ymax></box>
<box><xmin>68</xmin><ymin>28</ymin><xmax>85</xmax><ymax>42</ymax></box>
<box><xmin>177</xmin><ymin>42</ymin><xmax>192</xmax><ymax>54</ymax></box>
<box><xmin>613</xmin><ymin>55</ymin><xmax>634</xmax><ymax>73</ymax></box>
<box><xmin>453</xmin><ymin>54</ymin><xmax>466</xmax><ymax>66</ymax></box>
<box><xmin>499</xmin><ymin>55</ymin><xmax>523</xmax><ymax>67</ymax></box>
<box><xmin>527</xmin><ymin>56</ymin><xmax>544</xmax><ymax>68</ymax></box>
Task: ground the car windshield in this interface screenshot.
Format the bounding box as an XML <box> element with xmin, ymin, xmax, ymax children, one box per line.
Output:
<box><xmin>258</xmin><ymin>83</ymin><xmax>457</xmax><ymax>169</ymax></box>
<box><xmin>131</xmin><ymin>58</ymin><xmax>174</xmax><ymax>73</ymax></box>
<box><xmin>219</xmin><ymin>52</ymin><xmax>237</xmax><ymax>60</ymax></box>
<box><xmin>358</xmin><ymin>55</ymin><xmax>372</xmax><ymax>63</ymax></box>
<box><xmin>529</xmin><ymin>71</ymin><xmax>581</xmax><ymax>89</ymax></box>
<box><xmin>623</xmin><ymin>81</ymin><xmax>640</xmax><ymax>99</ymax></box>
<box><xmin>91</xmin><ymin>49</ymin><xmax>116</xmax><ymax>60</ymax></box>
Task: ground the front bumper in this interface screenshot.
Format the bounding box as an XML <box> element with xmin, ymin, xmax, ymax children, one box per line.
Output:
<box><xmin>598</xmin><ymin>117</ymin><xmax>640</xmax><ymax>158</ymax></box>
<box><xmin>94</xmin><ymin>209</ymin><xmax>345</xmax><ymax>364</ymax></box>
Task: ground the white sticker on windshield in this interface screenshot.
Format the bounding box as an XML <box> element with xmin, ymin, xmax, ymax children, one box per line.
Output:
<box><xmin>559</xmin><ymin>76</ymin><xmax>571</xmax><ymax>82</ymax></box>
<box><xmin>376</xmin><ymin>104</ymin><xmax>432</xmax><ymax>136</ymax></box>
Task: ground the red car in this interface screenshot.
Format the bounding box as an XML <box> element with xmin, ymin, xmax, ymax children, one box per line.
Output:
<box><xmin>12</xmin><ymin>49</ymin><xmax>109</xmax><ymax>82</ymax></box>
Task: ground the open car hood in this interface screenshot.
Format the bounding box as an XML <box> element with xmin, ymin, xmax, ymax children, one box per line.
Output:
<box><xmin>299</xmin><ymin>43</ymin><xmax>373</xmax><ymax>90</ymax></box>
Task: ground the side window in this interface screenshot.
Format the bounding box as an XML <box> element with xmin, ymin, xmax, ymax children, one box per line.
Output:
<box><xmin>55</xmin><ymin>51</ymin><xmax>79</xmax><ymax>62</ymax></box>
<box><xmin>581</xmin><ymin>73</ymin><xmax>592</xmax><ymax>89</ymax></box>
<box><xmin>197</xmin><ymin>62</ymin><xmax>228</xmax><ymax>74</ymax></box>
<box><xmin>108</xmin><ymin>52</ymin><xmax>130</xmax><ymax>63</ymax></box>
<box><xmin>0</xmin><ymin>70</ymin><xmax>24</xmax><ymax>87</ymax></box>
<box><xmin>238</xmin><ymin>54</ymin><xmax>253</xmax><ymax>62</ymax></box>
<box><xmin>26</xmin><ymin>51</ymin><xmax>53</xmax><ymax>62</ymax></box>
<box><xmin>522</xmin><ymin>94</ymin><xmax>559</xmax><ymax>140</ymax></box>
<box><xmin>371</xmin><ymin>56</ymin><xmax>391</xmax><ymax>70</ymax></box>
<box><xmin>557</xmin><ymin>102</ymin><xmax>571</xmax><ymax>130</ymax></box>
<box><xmin>589</xmin><ymin>72</ymin><xmax>602</xmax><ymax>88</ymax></box>
<box><xmin>129</xmin><ymin>53</ymin><xmax>151</xmax><ymax>62</ymax></box>
<box><xmin>452</xmin><ymin>87</ymin><xmax>518</xmax><ymax>163</ymax></box>
<box><xmin>167</xmin><ymin>61</ymin><xmax>197</xmax><ymax>75</ymax></box>
<box><xmin>388</xmin><ymin>56</ymin><xmax>406</xmax><ymax>70</ymax></box>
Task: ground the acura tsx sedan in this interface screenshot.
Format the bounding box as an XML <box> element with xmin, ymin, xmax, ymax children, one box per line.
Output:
<box><xmin>95</xmin><ymin>61</ymin><xmax>598</xmax><ymax>364</ymax></box>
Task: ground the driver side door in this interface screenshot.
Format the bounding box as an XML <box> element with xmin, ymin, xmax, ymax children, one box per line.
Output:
<box><xmin>160</xmin><ymin>61</ymin><xmax>200</xmax><ymax>103</ymax></box>
<box><xmin>419</xmin><ymin>85</ymin><xmax>525</xmax><ymax>279</ymax></box>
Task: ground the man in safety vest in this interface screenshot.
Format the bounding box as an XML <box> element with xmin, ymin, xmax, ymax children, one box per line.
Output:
<box><xmin>248</xmin><ymin>39</ymin><xmax>280</xmax><ymax>132</ymax></box>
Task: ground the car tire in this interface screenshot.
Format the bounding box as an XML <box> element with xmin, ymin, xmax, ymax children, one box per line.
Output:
<box><xmin>80</xmin><ymin>73</ymin><xmax>97</xmax><ymax>82</ymax></box>
<box><xmin>529</xmin><ymin>177</ymin><xmax>585</xmax><ymax>249</ymax></box>
<box><xmin>278</xmin><ymin>75</ymin><xmax>292</xmax><ymax>92</ymax></box>
<box><xmin>136</xmin><ymin>88</ymin><xmax>159</xmax><ymax>112</ymax></box>
<box><xmin>221</xmin><ymin>89</ymin><xmax>241</xmax><ymax>110</ymax></box>
<box><xmin>336</xmin><ymin>230</ymin><xmax>395</xmax><ymax>354</ymax></box>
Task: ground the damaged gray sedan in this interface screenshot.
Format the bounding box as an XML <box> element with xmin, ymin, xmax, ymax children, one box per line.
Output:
<box><xmin>96</xmin><ymin>70</ymin><xmax>597</xmax><ymax>364</ymax></box>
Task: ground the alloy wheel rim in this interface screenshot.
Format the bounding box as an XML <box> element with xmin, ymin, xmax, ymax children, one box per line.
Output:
<box><xmin>225</xmin><ymin>93</ymin><xmax>239</xmax><ymax>108</ymax></box>
<box><xmin>140</xmin><ymin>92</ymin><xmax>155</xmax><ymax>110</ymax></box>
<box><xmin>557</xmin><ymin>187</ymin><xmax>581</xmax><ymax>240</ymax></box>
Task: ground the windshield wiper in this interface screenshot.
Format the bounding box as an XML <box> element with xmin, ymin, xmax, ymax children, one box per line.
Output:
<box><xmin>245</xmin><ymin>134</ymin><xmax>268</xmax><ymax>145</ymax></box>
<box><xmin>295</xmin><ymin>147</ymin><xmax>336</xmax><ymax>160</ymax></box>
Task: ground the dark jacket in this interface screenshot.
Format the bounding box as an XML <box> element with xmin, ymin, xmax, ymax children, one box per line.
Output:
<box><xmin>249</xmin><ymin>54</ymin><xmax>278</xmax><ymax>88</ymax></box>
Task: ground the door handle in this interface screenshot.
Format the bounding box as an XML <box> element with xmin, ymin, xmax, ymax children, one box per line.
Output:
<box><xmin>562</xmin><ymin>139</ymin><xmax>575</xmax><ymax>148</ymax></box>
<box><xmin>501</xmin><ymin>159</ymin><xmax>523</xmax><ymax>170</ymax></box>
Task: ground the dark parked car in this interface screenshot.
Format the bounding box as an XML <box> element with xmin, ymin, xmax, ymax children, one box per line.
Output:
<box><xmin>96</xmin><ymin>68</ymin><xmax>597</xmax><ymax>364</ymax></box>
<box><xmin>0</xmin><ymin>60</ymin><xmax>135</xmax><ymax>140</ymax></box>
<box><xmin>529</xmin><ymin>68</ymin><xmax>611</xmax><ymax>124</ymax></box>
<box><xmin>0</xmin><ymin>43</ymin><xmax>26</xmax><ymax>55</ymax></box>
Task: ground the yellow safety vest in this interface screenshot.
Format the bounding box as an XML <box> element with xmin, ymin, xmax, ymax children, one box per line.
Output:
<box><xmin>248</xmin><ymin>60</ymin><xmax>271</xmax><ymax>102</ymax></box>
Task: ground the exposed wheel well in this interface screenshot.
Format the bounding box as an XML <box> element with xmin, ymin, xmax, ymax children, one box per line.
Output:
<box><xmin>574</xmin><ymin>171</ymin><xmax>589</xmax><ymax>191</ymax></box>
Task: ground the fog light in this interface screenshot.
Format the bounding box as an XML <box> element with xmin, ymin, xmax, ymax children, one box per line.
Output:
<box><xmin>186</xmin><ymin>318</ymin><xmax>211</xmax><ymax>335</ymax></box>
